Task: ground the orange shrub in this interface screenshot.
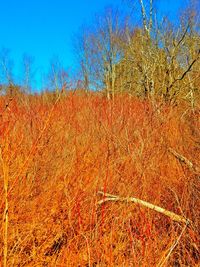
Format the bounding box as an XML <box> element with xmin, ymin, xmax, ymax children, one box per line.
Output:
<box><xmin>0</xmin><ymin>93</ymin><xmax>199</xmax><ymax>266</ymax></box>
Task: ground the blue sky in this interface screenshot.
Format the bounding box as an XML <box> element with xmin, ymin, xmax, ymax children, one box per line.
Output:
<box><xmin>0</xmin><ymin>0</ymin><xmax>191</xmax><ymax>89</ymax></box>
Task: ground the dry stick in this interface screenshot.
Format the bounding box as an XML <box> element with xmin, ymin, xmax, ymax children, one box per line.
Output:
<box><xmin>168</xmin><ymin>50</ymin><xmax>200</xmax><ymax>91</ymax></box>
<box><xmin>0</xmin><ymin>144</ymin><xmax>9</xmax><ymax>267</ymax></box>
<box><xmin>168</xmin><ymin>147</ymin><xmax>200</xmax><ymax>174</ymax></box>
<box><xmin>157</xmin><ymin>222</ymin><xmax>188</xmax><ymax>267</ymax></box>
<box><xmin>97</xmin><ymin>191</ymin><xmax>189</xmax><ymax>224</ymax></box>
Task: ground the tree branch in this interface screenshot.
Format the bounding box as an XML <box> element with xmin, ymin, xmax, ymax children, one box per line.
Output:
<box><xmin>168</xmin><ymin>147</ymin><xmax>200</xmax><ymax>174</ymax></box>
<box><xmin>169</xmin><ymin>50</ymin><xmax>200</xmax><ymax>90</ymax></box>
<box><xmin>139</xmin><ymin>0</ymin><xmax>149</xmax><ymax>35</ymax></box>
<box><xmin>97</xmin><ymin>191</ymin><xmax>189</xmax><ymax>224</ymax></box>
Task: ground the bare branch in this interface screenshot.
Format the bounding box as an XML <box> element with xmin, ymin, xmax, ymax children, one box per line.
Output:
<box><xmin>175</xmin><ymin>23</ymin><xmax>190</xmax><ymax>48</ymax></box>
<box><xmin>149</xmin><ymin>0</ymin><xmax>153</xmax><ymax>33</ymax></box>
<box><xmin>139</xmin><ymin>0</ymin><xmax>149</xmax><ymax>35</ymax></box>
<box><xmin>168</xmin><ymin>50</ymin><xmax>200</xmax><ymax>90</ymax></box>
<box><xmin>97</xmin><ymin>191</ymin><xmax>189</xmax><ymax>224</ymax></box>
<box><xmin>168</xmin><ymin>147</ymin><xmax>200</xmax><ymax>174</ymax></box>
<box><xmin>157</xmin><ymin>222</ymin><xmax>189</xmax><ymax>267</ymax></box>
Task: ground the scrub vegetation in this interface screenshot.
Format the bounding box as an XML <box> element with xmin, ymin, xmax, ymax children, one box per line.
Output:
<box><xmin>0</xmin><ymin>0</ymin><xmax>199</xmax><ymax>266</ymax></box>
<box><xmin>0</xmin><ymin>92</ymin><xmax>199</xmax><ymax>266</ymax></box>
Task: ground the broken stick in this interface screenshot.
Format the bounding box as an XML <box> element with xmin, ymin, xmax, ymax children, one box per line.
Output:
<box><xmin>168</xmin><ymin>147</ymin><xmax>200</xmax><ymax>174</ymax></box>
<box><xmin>97</xmin><ymin>191</ymin><xmax>190</xmax><ymax>224</ymax></box>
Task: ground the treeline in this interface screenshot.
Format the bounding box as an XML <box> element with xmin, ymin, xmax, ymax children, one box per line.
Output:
<box><xmin>0</xmin><ymin>51</ymin><xmax>73</xmax><ymax>97</ymax></box>
<box><xmin>75</xmin><ymin>0</ymin><xmax>200</xmax><ymax>105</ymax></box>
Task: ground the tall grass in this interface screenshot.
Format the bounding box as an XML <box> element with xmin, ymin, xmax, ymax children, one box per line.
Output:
<box><xmin>0</xmin><ymin>93</ymin><xmax>199</xmax><ymax>266</ymax></box>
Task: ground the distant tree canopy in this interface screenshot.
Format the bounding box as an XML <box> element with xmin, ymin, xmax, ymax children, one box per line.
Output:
<box><xmin>0</xmin><ymin>0</ymin><xmax>199</xmax><ymax>107</ymax></box>
<box><xmin>75</xmin><ymin>0</ymin><xmax>200</xmax><ymax>105</ymax></box>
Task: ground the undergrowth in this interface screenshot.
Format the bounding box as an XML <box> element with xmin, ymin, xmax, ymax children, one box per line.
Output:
<box><xmin>0</xmin><ymin>93</ymin><xmax>199</xmax><ymax>266</ymax></box>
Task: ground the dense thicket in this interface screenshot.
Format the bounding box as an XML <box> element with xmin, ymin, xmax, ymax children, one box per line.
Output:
<box><xmin>0</xmin><ymin>93</ymin><xmax>199</xmax><ymax>266</ymax></box>
<box><xmin>0</xmin><ymin>1</ymin><xmax>199</xmax><ymax>266</ymax></box>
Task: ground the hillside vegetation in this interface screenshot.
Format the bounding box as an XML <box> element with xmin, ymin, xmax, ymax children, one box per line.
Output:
<box><xmin>0</xmin><ymin>0</ymin><xmax>199</xmax><ymax>266</ymax></box>
<box><xmin>0</xmin><ymin>92</ymin><xmax>199</xmax><ymax>266</ymax></box>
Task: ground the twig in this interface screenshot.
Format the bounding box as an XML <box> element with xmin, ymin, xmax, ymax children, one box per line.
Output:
<box><xmin>168</xmin><ymin>50</ymin><xmax>200</xmax><ymax>90</ymax></box>
<box><xmin>157</xmin><ymin>222</ymin><xmax>189</xmax><ymax>267</ymax></box>
<box><xmin>168</xmin><ymin>147</ymin><xmax>200</xmax><ymax>174</ymax></box>
<box><xmin>0</xmin><ymin>144</ymin><xmax>9</xmax><ymax>267</ymax></box>
<box><xmin>97</xmin><ymin>191</ymin><xmax>189</xmax><ymax>224</ymax></box>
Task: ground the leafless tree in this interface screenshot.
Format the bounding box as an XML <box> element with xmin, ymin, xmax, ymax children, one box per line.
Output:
<box><xmin>117</xmin><ymin>0</ymin><xmax>200</xmax><ymax>105</ymax></box>
<box><xmin>47</xmin><ymin>57</ymin><xmax>69</xmax><ymax>94</ymax></box>
<box><xmin>75</xmin><ymin>8</ymin><xmax>125</xmax><ymax>99</ymax></box>
<box><xmin>21</xmin><ymin>54</ymin><xmax>35</xmax><ymax>93</ymax></box>
<box><xmin>0</xmin><ymin>49</ymin><xmax>15</xmax><ymax>93</ymax></box>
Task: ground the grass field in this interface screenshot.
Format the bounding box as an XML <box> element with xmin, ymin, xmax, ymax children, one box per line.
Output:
<box><xmin>0</xmin><ymin>92</ymin><xmax>199</xmax><ymax>266</ymax></box>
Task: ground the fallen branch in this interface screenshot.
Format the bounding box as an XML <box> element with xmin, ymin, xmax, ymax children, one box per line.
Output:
<box><xmin>97</xmin><ymin>191</ymin><xmax>190</xmax><ymax>224</ymax></box>
<box><xmin>168</xmin><ymin>147</ymin><xmax>200</xmax><ymax>174</ymax></box>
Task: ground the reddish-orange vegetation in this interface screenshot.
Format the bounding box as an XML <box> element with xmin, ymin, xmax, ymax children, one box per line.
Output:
<box><xmin>0</xmin><ymin>92</ymin><xmax>199</xmax><ymax>266</ymax></box>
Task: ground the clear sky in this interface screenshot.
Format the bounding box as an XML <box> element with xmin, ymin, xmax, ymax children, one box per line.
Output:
<box><xmin>0</xmin><ymin>0</ymin><xmax>191</xmax><ymax>89</ymax></box>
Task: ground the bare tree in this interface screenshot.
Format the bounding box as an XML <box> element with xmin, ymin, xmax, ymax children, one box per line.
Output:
<box><xmin>75</xmin><ymin>8</ymin><xmax>124</xmax><ymax>99</ymax></box>
<box><xmin>139</xmin><ymin>0</ymin><xmax>153</xmax><ymax>36</ymax></box>
<box><xmin>21</xmin><ymin>54</ymin><xmax>35</xmax><ymax>93</ymax></box>
<box><xmin>47</xmin><ymin>57</ymin><xmax>69</xmax><ymax>94</ymax></box>
<box><xmin>0</xmin><ymin>49</ymin><xmax>15</xmax><ymax>93</ymax></box>
<box><xmin>116</xmin><ymin>0</ymin><xmax>200</xmax><ymax>105</ymax></box>
<box><xmin>74</xmin><ymin>27</ymin><xmax>92</xmax><ymax>92</ymax></box>
<box><xmin>160</xmin><ymin>5</ymin><xmax>200</xmax><ymax>103</ymax></box>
